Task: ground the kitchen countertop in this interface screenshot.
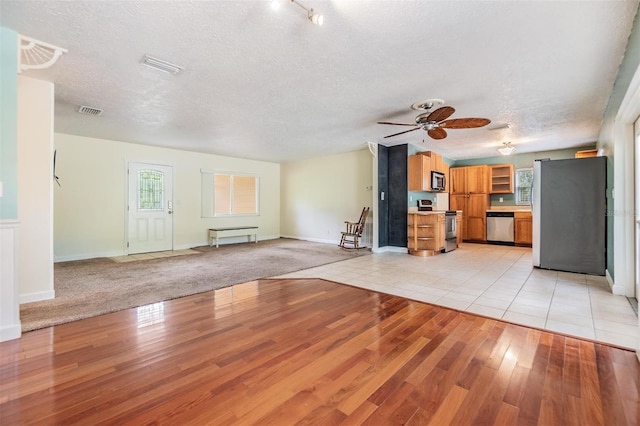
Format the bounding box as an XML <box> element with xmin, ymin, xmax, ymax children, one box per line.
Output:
<box><xmin>486</xmin><ymin>208</ymin><xmax>532</xmax><ymax>213</ymax></box>
<box><xmin>408</xmin><ymin>210</ymin><xmax>462</xmax><ymax>215</ymax></box>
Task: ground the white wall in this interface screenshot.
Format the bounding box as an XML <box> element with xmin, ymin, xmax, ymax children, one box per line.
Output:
<box><xmin>54</xmin><ymin>134</ymin><xmax>280</xmax><ymax>261</ymax></box>
<box><xmin>17</xmin><ymin>75</ymin><xmax>54</xmax><ymax>303</ymax></box>
<box><xmin>280</xmin><ymin>149</ymin><xmax>373</xmax><ymax>243</ymax></box>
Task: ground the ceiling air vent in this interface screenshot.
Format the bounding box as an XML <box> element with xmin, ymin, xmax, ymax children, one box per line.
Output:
<box><xmin>140</xmin><ymin>54</ymin><xmax>184</xmax><ymax>75</ymax></box>
<box><xmin>78</xmin><ymin>105</ymin><xmax>103</xmax><ymax>116</ymax></box>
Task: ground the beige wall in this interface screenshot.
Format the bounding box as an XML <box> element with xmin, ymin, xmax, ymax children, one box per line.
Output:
<box><xmin>54</xmin><ymin>134</ymin><xmax>280</xmax><ymax>260</ymax></box>
<box><xmin>17</xmin><ymin>75</ymin><xmax>54</xmax><ymax>303</ymax></box>
<box><xmin>280</xmin><ymin>149</ymin><xmax>373</xmax><ymax>243</ymax></box>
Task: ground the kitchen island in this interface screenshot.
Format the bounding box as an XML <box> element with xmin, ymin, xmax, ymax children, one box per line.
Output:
<box><xmin>407</xmin><ymin>211</ymin><xmax>462</xmax><ymax>256</ymax></box>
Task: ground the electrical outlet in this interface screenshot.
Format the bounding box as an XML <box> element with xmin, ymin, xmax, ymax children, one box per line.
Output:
<box><xmin>499</xmin><ymin>197</ymin><xmax>504</xmax><ymax>203</ymax></box>
<box><xmin>410</xmin><ymin>196</ymin><xmax>413</xmax><ymax>202</ymax></box>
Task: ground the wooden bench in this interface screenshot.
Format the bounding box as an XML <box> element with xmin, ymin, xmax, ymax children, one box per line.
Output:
<box><xmin>208</xmin><ymin>226</ymin><xmax>258</xmax><ymax>248</ymax></box>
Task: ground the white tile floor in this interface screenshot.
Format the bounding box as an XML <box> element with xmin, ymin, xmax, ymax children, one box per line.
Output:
<box><xmin>276</xmin><ymin>243</ymin><xmax>639</xmax><ymax>350</ymax></box>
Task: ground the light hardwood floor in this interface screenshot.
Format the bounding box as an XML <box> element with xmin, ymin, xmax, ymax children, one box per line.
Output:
<box><xmin>1</xmin><ymin>278</ymin><xmax>637</xmax><ymax>424</ymax></box>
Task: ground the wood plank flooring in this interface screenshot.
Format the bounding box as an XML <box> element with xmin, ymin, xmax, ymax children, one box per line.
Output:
<box><xmin>1</xmin><ymin>278</ymin><xmax>638</xmax><ymax>425</ymax></box>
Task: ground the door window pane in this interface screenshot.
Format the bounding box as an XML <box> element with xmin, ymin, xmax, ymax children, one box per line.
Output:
<box><xmin>138</xmin><ymin>170</ymin><xmax>164</xmax><ymax>210</ymax></box>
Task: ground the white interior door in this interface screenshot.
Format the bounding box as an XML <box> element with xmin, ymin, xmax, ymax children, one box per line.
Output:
<box><xmin>128</xmin><ymin>162</ymin><xmax>173</xmax><ymax>254</ymax></box>
<box><xmin>635</xmin><ymin>117</ymin><xmax>640</xmax><ymax>299</ymax></box>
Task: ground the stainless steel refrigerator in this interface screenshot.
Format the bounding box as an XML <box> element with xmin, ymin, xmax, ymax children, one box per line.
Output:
<box><xmin>532</xmin><ymin>157</ymin><xmax>606</xmax><ymax>275</ymax></box>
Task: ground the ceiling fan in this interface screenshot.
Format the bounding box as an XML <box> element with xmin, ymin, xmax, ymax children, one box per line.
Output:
<box><xmin>378</xmin><ymin>100</ymin><xmax>491</xmax><ymax>140</ymax></box>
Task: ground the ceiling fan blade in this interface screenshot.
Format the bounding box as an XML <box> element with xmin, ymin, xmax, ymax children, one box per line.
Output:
<box><xmin>428</xmin><ymin>128</ymin><xmax>447</xmax><ymax>140</ymax></box>
<box><xmin>427</xmin><ymin>106</ymin><xmax>455</xmax><ymax>123</ymax></box>
<box><xmin>440</xmin><ymin>118</ymin><xmax>492</xmax><ymax>129</ymax></box>
<box><xmin>383</xmin><ymin>127</ymin><xmax>421</xmax><ymax>138</ymax></box>
<box><xmin>377</xmin><ymin>121</ymin><xmax>417</xmax><ymax>126</ymax></box>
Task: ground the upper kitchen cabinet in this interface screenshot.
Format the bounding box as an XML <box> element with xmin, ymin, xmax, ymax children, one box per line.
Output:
<box><xmin>450</xmin><ymin>165</ymin><xmax>488</xmax><ymax>194</ymax></box>
<box><xmin>489</xmin><ymin>164</ymin><xmax>514</xmax><ymax>194</ymax></box>
<box><xmin>407</xmin><ymin>151</ymin><xmax>449</xmax><ymax>192</ymax></box>
<box><xmin>450</xmin><ymin>165</ymin><xmax>490</xmax><ymax>242</ymax></box>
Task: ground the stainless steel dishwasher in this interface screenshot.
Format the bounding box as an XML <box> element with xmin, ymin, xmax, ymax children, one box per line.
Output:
<box><xmin>486</xmin><ymin>211</ymin><xmax>515</xmax><ymax>245</ymax></box>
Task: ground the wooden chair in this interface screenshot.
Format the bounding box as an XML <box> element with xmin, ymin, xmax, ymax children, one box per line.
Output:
<box><xmin>339</xmin><ymin>207</ymin><xmax>370</xmax><ymax>249</ymax></box>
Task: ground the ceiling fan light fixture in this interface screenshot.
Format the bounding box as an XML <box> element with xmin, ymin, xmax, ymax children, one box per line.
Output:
<box><xmin>309</xmin><ymin>10</ymin><xmax>324</xmax><ymax>25</ymax></box>
<box><xmin>411</xmin><ymin>98</ymin><xmax>445</xmax><ymax>111</ymax></box>
<box><xmin>290</xmin><ymin>0</ymin><xmax>323</xmax><ymax>25</ymax></box>
<box><xmin>498</xmin><ymin>142</ymin><xmax>516</xmax><ymax>156</ymax></box>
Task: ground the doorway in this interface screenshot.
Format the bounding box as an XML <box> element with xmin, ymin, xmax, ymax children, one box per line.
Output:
<box><xmin>633</xmin><ymin>117</ymin><xmax>640</xmax><ymax>300</ymax></box>
<box><xmin>127</xmin><ymin>162</ymin><xmax>174</xmax><ymax>254</ymax></box>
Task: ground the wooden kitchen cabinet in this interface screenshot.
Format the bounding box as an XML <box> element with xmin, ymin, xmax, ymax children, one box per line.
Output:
<box><xmin>514</xmin><ymin>211</ymin><xmax>533</xmax><ymax>246</ymax></box>
<box><xmin>407</xmin><ymin>151</ymin><xmax>448</xmax><ymax>192</ymax></box>
<box><xmin>466</xmin><ymin>165</ymin><xmax>489</xmax><ymax>194</ymax></box>
<box><xmin>467</xmin><ymin>194</ymin><xmax>489</xmax><ymax>241</ymax></box>
<box><xmin>450</xmin><ymin>165</ymin><xmax>488</xmax><ymax>194</ymax></box>
<box><xmin>408</xmin><ymin>155</ymin><xmax>431</xmax><ymax>191</ymax></box>
<box><xmin>489</xmin><ymin>164</ymin><xmax>514</xmax><ymax>194</ymax></box>
<box><xmin>407</xmin><ymin>212</ymin><xmax>445</xmax><ymax>256</ymax></box>
<box><xmin>450</xmin><ymin>165</ymin><xmax>490</xmax><ymax>242</ymax></box>
<box><xmin>449</xmin><ymin>167</ymin><xmax>467</xmax><ymax>195</ymax></box>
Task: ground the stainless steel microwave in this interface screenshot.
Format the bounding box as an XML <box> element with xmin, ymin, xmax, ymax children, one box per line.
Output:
<box><xmin>431</xmin><ymin>171</ymin><xmax>445</xmax><ymax>191</ymax></box>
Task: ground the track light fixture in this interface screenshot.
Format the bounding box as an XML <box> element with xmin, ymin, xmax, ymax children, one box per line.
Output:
<box><xmin>497</xmin><ymin>142</ymin><xmax>516</xmax><ymax>156</ymax></box>
<box><xmin>272</xmin><ymin>0</ymin><xmax>323</xmax><ymax>25</ymax></box>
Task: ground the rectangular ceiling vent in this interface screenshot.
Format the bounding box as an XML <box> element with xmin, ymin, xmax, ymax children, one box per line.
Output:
<box><xmin>141</xmin><ymin>54</ymin><xmax>184</xmax><ymax>75</ymax></box>
<box><xmin>78</xmin><ymin>105</ymin><xmax>103</xmax><ymax>116</ymax></box>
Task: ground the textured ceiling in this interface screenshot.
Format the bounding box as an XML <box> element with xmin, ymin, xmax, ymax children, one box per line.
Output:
<box><xmin>2</xmin><ymin>1</ymin><xmax>638</xmax><ymax>163</ymax></box>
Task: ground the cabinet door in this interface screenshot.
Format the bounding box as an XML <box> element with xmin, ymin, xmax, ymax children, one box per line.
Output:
<box><xmin>514</xmin><ymin>212</ymin><xmax>533</xmax><ymax>246</ymax></box>
<box><xmin>437</xmin><ymin>213</ymin><xmax>445</xmax><ymax>250</ymax></box>
<box><xmin>466</xmin><ymin>194</ymin><xmax>488</xmax><ymax>241</ymax></box>
<box><xmin>407</xmin><ymin>155</ymin><xmax>430</xmax><ymax>191</ymax></box>
<box><xmin>449</xmin><ymin>168</ymin><xmax>467</xmax><ymax>195</ymax></box>
<box><xmin>456</xmin><ymin>212</ymin><xmax>463</xmax><ymax>245</ymax></box>
<box><xmin>466</xmin><ymin>165</ymin><xmax>488</xmax><ymax>194</ymax></box>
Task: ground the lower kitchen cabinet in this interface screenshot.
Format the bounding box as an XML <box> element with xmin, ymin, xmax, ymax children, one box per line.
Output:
<box><xmin>514</xmin><ymin>211</ymin><xmax>533</xmax><ymax>246</ymax></box>
<box><xmin>407</xmin><ymin>212</ymin><xmax>445</xmax><ymax>256</ymax></box>
<box><xmin>456</xmin><ymin>211</ymin><xmax>463</xmax><ymax>246</ymax></box>
<box><xmin>450</xmin><ymin>194</ymin><xmax>489</xmax><ymax>242</ymax></box>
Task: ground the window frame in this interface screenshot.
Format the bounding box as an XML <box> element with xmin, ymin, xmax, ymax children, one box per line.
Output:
<box><xmin>515</xmin><ymin>167</ymin><xmax>533</xmax><ymax>206</ymax></box>
<box><xmin>201</xmin><ymin>170</ymin><xmax>259</xmax><ymax>218</ymax></box>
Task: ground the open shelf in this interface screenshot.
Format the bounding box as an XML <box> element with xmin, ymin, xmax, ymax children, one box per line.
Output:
<box><xmin>489</xmin><ymin>164</ymin><xmax>514</xmax><ymax>194</ymax></box>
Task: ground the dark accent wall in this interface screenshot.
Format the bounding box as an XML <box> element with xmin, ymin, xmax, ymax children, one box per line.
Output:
<box><xmin>377</xmin><ymin>144</ymin><xmax>408</xmax><ymax>248</ymax></box>
<box><xmin>377</xmin><ymin>146</ymin><xmax>389</xmax><ymax>247</ymax></box>
<box><xmin>388</xmin><ymin>145</ymin><xmax>408</xmax><ymax>247</ymax></box>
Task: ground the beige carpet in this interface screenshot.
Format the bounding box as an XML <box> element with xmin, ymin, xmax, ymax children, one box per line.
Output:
<box><xmin>20</xmin><ymin>238</ymin><xmax>370</xmax><ymax>332</ymax></box>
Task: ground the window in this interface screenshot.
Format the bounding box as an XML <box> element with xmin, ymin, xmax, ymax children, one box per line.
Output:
<box><xmin>137</xmin><ymin>170</ymin><xmax>164</xmax><ymax>210</ymax></box>
<box><xmin>201</xmin><ymin>171</ymin><xmax>258</xmax><ymax>217</ymax></box>
<box><xmin>515</xmin><ymin>168</ymin><xmax>533</xmax><ymax>205</ymax></box>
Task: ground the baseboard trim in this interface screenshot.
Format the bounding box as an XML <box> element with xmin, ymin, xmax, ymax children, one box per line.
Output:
<box><xmin>373</xmin><ymin>246</ymin><xmax>409</xmax><ymax>254</ymax></box>
<box><xmin>1</xmin><ymin>221</ymin><xmax>22</xmax><ymax>342</ymax></box>
<box><xmin>56</xmin><ymin>236</ymin><xmax>285</xmax><ymax>261</ymax></box>
<box><xmin>55</xmin><ymin>250</ymin><xmax>125</xmax><ymax>262</ymax></box>
<box><xmin>20</xmin><ymin>290</ymin><xmax>55</xmax><ymax>304</ymax></box>
<box><xmin>0</xmin><ymin>324</ymin><xmax>22</xmax><ymax>342</ymax></box>
<box><xmin>606</xmin><ymin>269</ymin><xmax>625</xmax><ymax>295</ymax></box>
<box><xmin>280</xmin><ymin>235</ymin><xmax>339</xmax><ymax>246</ymax></box>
